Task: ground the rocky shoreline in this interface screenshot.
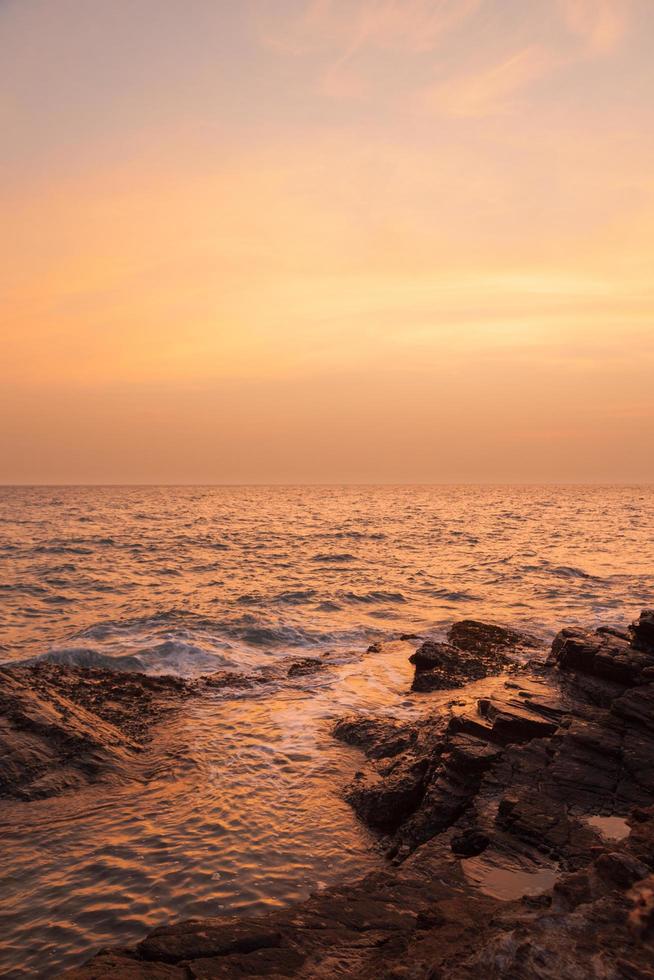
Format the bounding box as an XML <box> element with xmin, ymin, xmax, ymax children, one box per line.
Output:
<box><xmin>2</xmin><ymin>611</ymin><xmax>654</xmax><ymax>978</ymax></box>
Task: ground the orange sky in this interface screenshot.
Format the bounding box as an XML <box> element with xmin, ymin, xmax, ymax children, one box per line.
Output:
<box><xmin>2</xmin><ymin>0</ymin><xmax>653</xmax><ymax>483</ymax></box>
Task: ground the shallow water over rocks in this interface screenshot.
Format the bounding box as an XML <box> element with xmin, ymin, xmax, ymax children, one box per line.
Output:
<box><xmin>0</xmin><ymin>642</ymin><xmax>422</xmax><ymax>978</ymax></box>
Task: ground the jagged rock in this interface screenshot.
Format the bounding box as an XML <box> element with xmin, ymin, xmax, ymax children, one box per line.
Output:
<box><xmin>595</xmin><ymin>852</ymin><xmax>649</xmax><ymax>889</ymax></box>
<box><xmin>450</xmin><ymin>828</ymin><xmax>490</xmax><ymax>858</ymax></box>
<box><xmin>0</xmin><ymin>664</ymin><xmax>189</xmax><ymax>800</ymax></box>
<box><xmin>630</xmin><ymin>610</ymin><xmax>654</xmax><ymax>653</ymax></box>
<box><xmin>286</xmin><ymin>658</ymin><xmax>324</xmax><ymax>678</ymax></box>
<box><xmin>333</xmin><ymin>715</ymin><xmax>416</xmax><ymax>760</ymax></box>
<box><xmin>447</xmin><ymin>620</ymin><xmax>541</xmax><ymax>655</ymax></box>
<box><xmin>39</xmin><ymin>610</ymin><xmax>654</xmax><ymax>978</ymax></box>
<box><xmin>410</xmin><ymin>642</ymin><xmax>461</xmax><ymax>672</ymax></box>
<box><xmin>344</xmin><ymin>755</ymin><xmax>430</xmax><ymax>832</ymax></box>
<box><xmin>410</xmin><ymin>639</ymin><xmax>510</xmax><ymax>692</ymax></box>
<box><xmin>550</xmin><ymin>627</ymin><xmax>654</xmax><ymax>686</ymax></box>
<box><xmin>612</xmin><ymin>684</ymin><xmax>654</xmax><ymax>732</ymax></box>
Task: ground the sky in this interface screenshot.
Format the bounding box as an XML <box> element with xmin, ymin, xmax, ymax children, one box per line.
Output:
<box><xmin>1</xmin><ymin>0</ymin><xmax>653</xmax><ymax>484</ymax></box>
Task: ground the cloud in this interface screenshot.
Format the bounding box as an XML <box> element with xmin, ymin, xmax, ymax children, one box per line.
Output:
<box><xmin>557</xmin><ymin>0</ymin><xmax>631</xmax><ymax>54</ymax></box>
<box><xmin>255</xmin><ymin>0</ymin><xmax>481</xmax><ymax>57</ymax></box>
<box><xmin>417</xmin><ymin>45</ymin><xmax>555</xmax><ymax>117</ymax></box>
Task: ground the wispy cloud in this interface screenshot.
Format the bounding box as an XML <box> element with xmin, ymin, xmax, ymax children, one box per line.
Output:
<box><xmin>417</xmin><ymin>44</ymin><xmax>555</xmax><ymax>117</ymax></box>
<box><xmin>557</xmin><ymin>0</ymin><xmax>632</xmax><ymax>54</ymax></box>
<box><xmin>255</xmin><ymin>0</ymin><xmax>481</xmax><ymax>57</ymax></box>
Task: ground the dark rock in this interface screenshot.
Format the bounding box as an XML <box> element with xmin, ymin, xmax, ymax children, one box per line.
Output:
<box><xmin>410</xmin><ymin>639</ymin><xmax>510</xmax><ymax>693</ymax></box>
<box><xmin>333</xmin><ymin>715</ymin><xmax>416</xmax><ymax>760</ymax></box>
<box><xmin>343</xmin><ymin>755</ymin><xmax>430</xmax><ymax>832</ymax></box>
<box><xmin>550</xmin><ymin>627</ymin><xmax>654</xmax><ymax>687</ymax></box>
<box><xmin>410</xmin><ymin>642</ymin><xmax>461</xmax><ymax>672</ymax></box>
<box><xmin>612</xmin><ymin>684</ymin><xmax>654</xmax><ymax>733</ymax></box>
<box><xmin>447</xmin><ymin>620</ymin><xmax>541</xmax><ymax>655</ymax></box>
<box><xmin>629</xmin><ymin>610</ymin><xmax>654</xmax><ymax>653</ymax></box>
<box><xmin>595</xmin><ymin>852</ymin><xmax>649</xmax><ymax>889</ymax></box>
<box><xmin>0</xmin><ymin>664</ymin><xmax>190</xmax><ymax>800</ymax></box>
<box><xmin>53</xmin><ymin>609</ymin><xmax>654</xmax><ymax>980</ymax></box>
<box><xmin>203</xmin><ymin>671</ymin><xmax>253</xmax><ymax>690</ymax></box>
<box><xmin>286</xmin><ymin>658</ymin><xmax>324</xmax><ymax>678</ymax></box>
<box><xmin>451</xmin><ymin>828</ymin><xmax>490</xmax><ymax>858</ymax></box>
<box><xmin>138</xmin><ymin>919</ymin><xmax>282</xmax><ymax>964</ymax></box>
<box><xmin>477</xmin><ymin>698</ymin><xmax>559</xmax><ymax>743</ymax></box>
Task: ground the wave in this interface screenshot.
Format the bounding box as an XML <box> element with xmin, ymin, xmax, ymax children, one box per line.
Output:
<box><xmin>311</xmin><ymin>553</ymin><xmax>356</xmax><ymax>563</ymax></box>
<box><xmin>21</xmin><ymin>648</ymin><xmax>145</xmax><ymax>672</ymax></box>
<box><xmin>339</xmin><ymin>591</ymin><xmax>407</xmax><ymax>605</ymax></box>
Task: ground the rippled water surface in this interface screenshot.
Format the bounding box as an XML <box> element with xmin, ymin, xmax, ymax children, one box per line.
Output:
<box><xmin>1</xmin><ymin>485</ymin><xmax>653</xmax><ymax>668</ymax></box>
<box><xmin>0</xmin><ymin>485</ymin><xmax>653</xmax><ymax>977</ymax></box>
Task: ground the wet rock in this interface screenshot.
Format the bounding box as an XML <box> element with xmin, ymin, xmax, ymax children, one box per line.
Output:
<box><xmin>286</xmin><ymin>658</ymin><xmax>324</xmax><ymax>678</ymax></box>
<box><xmin>333</xmin><ymin>715</ymin><xmax>416</xmax><ymax>760</ymax></box>
<box><xmin>0</xmin><ymin>664</ymin><xmax>190</xmax><ymax>800</ymax></box>
<box><xmin>202</xmin><ymin>670</ymin><xmax>253</xmax><ymax>691</ymax></box>
<box><xmin>477</xmin><ymin>699</ymin><xmax>559</xmax><ymax>743</ymax></box>
<box><xmin>550</xmin><ymin>627</ymin><xmax>654</xmax><ymax>687</ymax></box>
<box><xmin>55</xmin><ymin>609</ymin><xmax>654</xmax><ymax>979</ymax></box>
<box><xmin>451</xmin><ymin>828</ymin><xmax>490</xmax><ymax>858</ymax></box>
<box><xmin>137</xmin><ymin>919</ymin><xmax>283</xmax><ymax>965</ymax></box>
<box><xmin>410</xmin><ymin>639</ymin><xmax>510</xmax><ymax>692</ymax></box>
<box><xmin>447</xmin><ymin>620</ymin><xmax>541</xmax><ymax>655</ymax></box>
<box><xmin>61</xmin><ymin>951</ymin><xmax>186</xmax><ymax>978</ymax></box>
<box><xmin>344</xmin><ymin>755</ymin><xmax>430</xmax><ymax>832</ymax></box>
<box><xmin>595</xmin><ymin>852</ymin><xmax>649</xmax><ymax>890</ymax></box>
<box><xmin>612</xmin><ymin>684</ymin><xmax>654</xmax><ymax>732</ymax></box>
<box><xmin>629</xmin><ymin>610</ymin><xmax>654</xmax><ymax>653</ymax></box>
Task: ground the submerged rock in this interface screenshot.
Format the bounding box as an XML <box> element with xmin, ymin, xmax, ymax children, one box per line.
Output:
<box><xmin>0</xmin><ymin>663</ymin><xmax>191</xmax><ymax>800</ymax></box>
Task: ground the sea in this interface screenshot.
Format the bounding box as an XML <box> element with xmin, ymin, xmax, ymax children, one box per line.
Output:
<box><xmin>0</xmin><ymin>485</ymin><xmax>652</xmax><ymax>976</ymax></box>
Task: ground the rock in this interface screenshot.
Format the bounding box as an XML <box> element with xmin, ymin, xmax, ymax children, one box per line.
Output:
<box><xmin>629</xmin><ymin>610</ymin><xmax>654</xmax><ymax>653</ymax></box>
<box><xmin>451</xmin><ymin>828</ymin><xmax>490</xmax><ymax>858</ymax></box>
<box><xmin>410</xmin><ymin>639</ymin><xmax>510</xmax><ymax>693</ymax></box>
<box><xmin>333</xmin><ymin>715</ymin><xmax>416</xmax><ymax>760</ymax></box>
<box><xmin>595</xmin><ymin>852</ymin><xmax>649</xmax><ymax>889</ymax></box>
<box><xmin>447</xmin><ymin>620</ymin><xmax>541</xmax><ymax>655</ymax></box>
<box><xmin>410</xmin><ymin>642</ymin><xmax>461</xmax><ymax>672</ymax></box>
<box><xmin>0</xmin><ymin>664</ymin><xmax>190</xmax><ymax>800</ymax></box>
<box><xmin>202</xmin><ymin>671</ymin><xmax>253</xmax><ymax>690</ymax></box>
<box><xmin>477</xmin><ymin>698</ymin><xmax>559</xmax><ymax>743</ymax></box>
<box><xmin>612</xmin><ymin>684</ymin><xmax>654</xmax><ymax>732</ymax></box>
<box><xmin>137</xmin><ymin>919</ymin><xmax>282</xmax><ymax>964</ymax></box>
<box><xmin>550</xmin><ymin>627</ymin><xmax>654</xmax><ymax>687</ymax></box>
<box><xmin>343</xmin><ymin>755</ymin><xmax>430</xmax><ymax>832</ymax></box>
<box><xmin>44</xmin><ymin>609</ymin><xmax>654</xmax><ymax>979</ymax></box>
<box><xmin>61</xmin><ymin>952</ymin><xmax>186</xmax><ymax>978</ymax></box>
<box><xmin>286</xmin><ymin>658</ymin><xmax>324</xmax><ymax>678</ymax></box>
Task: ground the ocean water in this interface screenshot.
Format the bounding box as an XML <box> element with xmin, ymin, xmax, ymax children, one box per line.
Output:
<box><xmin>1</xmin><ymin>485</ymin><xmax>652</xmax><ymax>672</ymax></box>
<box><xmin>0</xmin><ymin>485</ymin><xmax>652</xmax><ymax>977</ymax></box>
